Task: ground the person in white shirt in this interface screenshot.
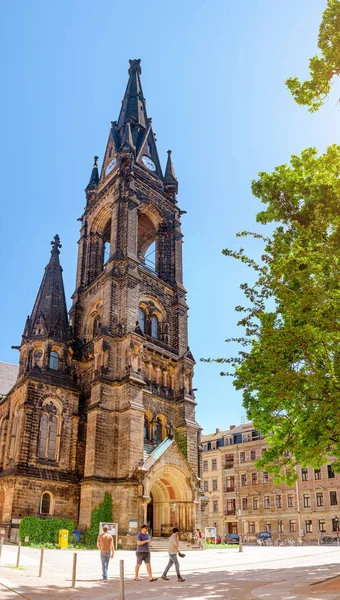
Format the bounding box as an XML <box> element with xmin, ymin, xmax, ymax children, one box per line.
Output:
<box><xmin>161</xmin><ymin>528</ymin><xmax>185</xmax><ymax>582</ymax></box>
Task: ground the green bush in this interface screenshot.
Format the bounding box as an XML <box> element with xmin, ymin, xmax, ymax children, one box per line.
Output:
<box><xmin>19</xmin><ymin>517</ymin><xmax>75</xmax><ymax>546</ymax></box>
<box><xmin>85</xmin><ymin>492</ymin><xmax>113</xmax><ymax>548</ymax></box>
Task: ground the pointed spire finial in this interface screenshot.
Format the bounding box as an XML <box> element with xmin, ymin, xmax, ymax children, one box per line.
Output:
<box><xmin>164</xmin><ymin>149</ymin><xmax>178</xmax><ymax>197</ymax></box>
<box><xmin>128</xmin><ymin>59</ymin><xmax>141</xmax><ymax>75</ymax></box>
<box><xmin>51</xmin><ymin>235</ymin><xmax>62</xmax><ymax>255</ymax></box>
<box><xmin>86</xmin><ymin>155</ymin><xmax>100</xmax><ymax>192</ymax></box>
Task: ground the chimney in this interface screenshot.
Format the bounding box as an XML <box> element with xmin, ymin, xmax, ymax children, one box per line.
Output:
<box><xmin>215</xmin><ymin>428</ymin><xmax>220</xmax><ymax>434</ymax></box>
<box><xmin>230</xmin><ymin>425</ymin><xmax>236</xmax><ymax>430</ymax></box>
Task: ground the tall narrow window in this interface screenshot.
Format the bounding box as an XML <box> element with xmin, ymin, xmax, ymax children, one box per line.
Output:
<box><xmin>9</xmin><ymin>413</ymin><xmax>19</xmax><ymax>459</ymax></box>
<box><xmin>38</xmin><ymin>405</ymin><xmax>59</xmax><ymax>462</ymax></box>
<box><xmin>102</xmin><ymin>220</ymin><xmax>111</xmax><ymax>267</ymax></box>
<box><xmin>154</xmin><ymin>418</ymin><xmax>162</xmax><ymax>443</ymax></box>
<box><xmin>49</xmin><ymin>351</ymin><xmax>59</xmax><ymax>370</ymax></box>
<box><xmin>40</xmin><ymin>492</ymin><xmax>51</xmax><ymax>515</ymax></box>
<box><xmin>93</xmin><ymin>317</ymin><xmax>99</xmax><ymax>338</ymax></box>
<box><xmin>144</xmin><ymin>417</ymin><xmax>149</xmax><ymax>440</ymax></box>
<box><xmin>138</xmin><ymin>308</ymin><xmax>146</xmax><ymax>333</ymax></box>
<box><xmin>39</xmin><ymin>414</ymin><xmax>48</xmax><ymax>459</ymax></box>
<box><xmin>151</xmin><ymin>315</ymin><xmax>159</xmax><ymax>339</ymax></box>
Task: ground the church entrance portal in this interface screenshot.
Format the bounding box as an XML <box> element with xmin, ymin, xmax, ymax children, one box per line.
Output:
<box><xmin>144</xmin><ymin>467</ymin><xmax>195</xmax><ymax>537</ymax></box>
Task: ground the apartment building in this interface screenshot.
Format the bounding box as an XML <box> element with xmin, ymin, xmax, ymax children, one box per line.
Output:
<box><xmin>201</xmin><ymin>423</ymin><xmax>340</xmax><ymax>542</ymax></box>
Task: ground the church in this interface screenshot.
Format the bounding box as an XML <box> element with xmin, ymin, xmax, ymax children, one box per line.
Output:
<box><xmin>0</xmin><ymin>60</ymin><xmax>202</xmax><ymax>544</ymax></box>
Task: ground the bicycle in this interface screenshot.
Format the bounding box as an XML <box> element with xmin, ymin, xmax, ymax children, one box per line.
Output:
<box><xmin>320</xmin><ymin>535</ymin><xmax>334</xmax><ymax>545</ymax></box>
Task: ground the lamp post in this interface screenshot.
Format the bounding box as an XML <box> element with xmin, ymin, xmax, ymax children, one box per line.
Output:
<box><xmin>237</xmin><ymin>509</ymin><xmax>243</xmax><ymax>553</ymax></box>
<box><xmin>334</xmin><ymin>516</ymin><xmax>339</xmax><ymax>546</ymax></box>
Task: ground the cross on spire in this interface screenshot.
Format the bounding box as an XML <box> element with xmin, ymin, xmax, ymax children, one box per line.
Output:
<box><xmin>51</xmin><ymin>234</ymin><xmax>62</xmax><ymax>254</ymax></box>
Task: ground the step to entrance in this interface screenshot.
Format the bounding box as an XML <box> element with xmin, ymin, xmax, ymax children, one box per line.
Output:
<box><xmin>150</xmin><ymin>537</ymin><xmax>201</xmax><ymax>552</ymax></box>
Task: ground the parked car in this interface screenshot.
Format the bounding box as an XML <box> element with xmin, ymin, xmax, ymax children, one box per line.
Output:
<box><xmin>207</xmin><ymin>534</ymin><xmax>222</xmax><ymax>544</ymax></box>
<box><xmin>225</xmin><ymin>533</ymin><xmax>239</xmax><ymax>544</ymax></box>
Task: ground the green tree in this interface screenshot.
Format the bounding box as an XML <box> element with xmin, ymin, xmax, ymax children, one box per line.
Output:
<box><xmin>286</xmin><ymin>0</ymin><xmax>340</xmax><ymax>112</ymax></box>
<box><xmin>204</xmin><ymin>145</ymin><xmax>340</xmax><ymax>483</ymax></box>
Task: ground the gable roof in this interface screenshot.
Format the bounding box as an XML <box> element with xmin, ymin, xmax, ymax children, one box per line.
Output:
<box><xmin>0</xmin><ymin>361</ymin><xmax>19</xmax><ymax>397</ymax></box>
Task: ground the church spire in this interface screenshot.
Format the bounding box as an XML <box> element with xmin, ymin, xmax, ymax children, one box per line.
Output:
<box><xmin>117</xmin><ymin>59</ymin><xmax>147</xmax><ymax>131</ymax></box>
<box><xmin>25</xmin><ymin>235</ymin><xmax>69</xmax><ymax>342</ymax></box>
<box><xmin>164</xmin><ymin>150</ymin><xmax>178</xmax><ymax>198</ymax></box>
<box><xmin>86</xmin><ymin>156</ymin><xmax>99</xmax><ymax>190</ymax></box>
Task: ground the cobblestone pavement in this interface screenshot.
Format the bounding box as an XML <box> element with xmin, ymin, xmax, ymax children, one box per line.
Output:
<box><xmin>1</xmin><ymin>544</ymin><xmax>340</xmax><ymax>599</ymax></box>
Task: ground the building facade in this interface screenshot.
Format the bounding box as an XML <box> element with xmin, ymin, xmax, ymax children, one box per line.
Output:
<box><xmin>202</xmin><ymin>424</ymin><xmax>340</xmax><ymax>542</ymax></box>
<box><xmin>0</xmin><ymin>60</ymin><xmax>202</xmax><ymax>543</ymax></box>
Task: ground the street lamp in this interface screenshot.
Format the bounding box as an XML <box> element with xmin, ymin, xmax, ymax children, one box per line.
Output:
<box><xmin>334</xmin><ymin>516</ymin><xmax>339</xmax><ymax>546</ymax></box>
<box><xmin>237</xmin><ymin>509</ymin><xmax>243</xmax><ymax>553</ymax></box>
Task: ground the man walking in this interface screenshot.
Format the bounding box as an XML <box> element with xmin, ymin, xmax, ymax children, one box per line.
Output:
<box><xmin>161</xmin><ymin>527</ymin><xmax>185</xmax><ymax>582</ymax></box>
<box><xmin>97</xmin><ymin>524</ymin><xmax>114</xmax><ymax>581</ymax></box>
<box><xmin>134</xmin><ymin>524</ymin><xmax>157</xmax><ymax>582</ymax></box>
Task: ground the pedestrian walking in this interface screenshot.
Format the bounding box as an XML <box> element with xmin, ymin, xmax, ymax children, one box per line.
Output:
<box><xmin>134</xmin><ymin>524</ymin><xmax>158</xmax><ymax>582</ymax></box>
<box><xmin>196</xmin><ymin>528</ymin><xmax>204</xmax><ymax>549</ymax></box>
<box><xmin>161</xmin><ymin>527</ymin><xmax>186</xmax><ymax>582</ymax></box>
<box><xmin>97</xmin><ymin>525</ymin><xmax>114</xmax><ymax>581</ymax></box>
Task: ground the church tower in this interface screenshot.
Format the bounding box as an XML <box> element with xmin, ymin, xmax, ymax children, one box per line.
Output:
<box><xmin>72</xmin><ymin>59</ymin><xmax>201</xmax><ymax>535</ymax></box>
<box><xmin>0</xmin><ymin>60</ymin><xmax>201</xmax><ymax>541</ymax></box>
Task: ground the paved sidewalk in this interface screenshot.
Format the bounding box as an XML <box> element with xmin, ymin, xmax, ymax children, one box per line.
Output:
<box><xmin>1</xmin><ymin>544</ymin><xmax>340</xmax><ymax>599</ymax></box>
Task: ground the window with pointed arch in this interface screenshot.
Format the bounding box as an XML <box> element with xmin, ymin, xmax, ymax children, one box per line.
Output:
<box><xmin>9</xmin><ymin>412</ymin><xmax>20</xmax><ymax>459</ymax></box>
<box><xmin>40</xmin><ymin>491</ymin><xmax>53</xmax><ymax>515</ymax></box>
<box><xmin>151</xmin><ymin>315</ymin><xmax>159</xmax><ymax>339</ymax></box>
<box><xmin>49</xmin><ymin>351</ymin><xmax>59</xmax><ymax>370</ymax></box>
<box><xmin>93</xmin><ymin>317</ymin><xmax>99</xmax><ymax>338</ymax></box>
<box><xmin>138</xmin><ymin>308</ymin><xmax>146</xmax><ymax>334</ymax></box>
<box><xmin>154</xmin><ymin>418</ymin><xmax>162</xmax><ymax>443</ymax></box>
<box><xmin>38</xmin><ymin>403</ymin><xmax>59</xmax><ymax>462</ymax></box>
<box><xmin>144</xmin><ymin>417</ymin><xmax>149</xmax><ymax>441</ymax></box>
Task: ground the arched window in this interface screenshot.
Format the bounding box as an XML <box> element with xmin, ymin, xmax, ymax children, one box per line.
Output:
<box><xmin>102</xmin><ymin>220</ymin><xmax>111</xmax><ymax>268</ymax></box>
<box><xmin>9</xmin><ymin>413</ymin><xmax>19</xmax><ymax>459</ymax></box>
<box><xmin>38</xmin><ymin>404</ymin><xmax>59</xmax><ymax>461</ymax></box>
<box><xmin>151</xmin><ymin>315</ymin><xmax>159</xmax><ymax>339</ymax></box>
<box><xmin>40</xmin><ymin>492</ymin><xmax>51</xmax><ymax>515</ymax></box>
<box><xmin>144</xmin><ymin>417</ymin><xmax>149</xmax><ymax>440</ymax></box>
<box><xmin>49</xmin><ymin>351</ymin><xmax>59</xmax><ymax>370</ymax></box>
<box><xmin>154</xmin><ymin>418</ymin><xmax>162</xmax><ymax>443</ymax></box>
<box><xmin>93</xmin><ymin>317</ymin><xmax>99</xmax><ymax>338</ymax></box>
<box><xmin>138</xmin><ymin>308</ymin><xmax>146</xmax><ymax>333</ymax></box>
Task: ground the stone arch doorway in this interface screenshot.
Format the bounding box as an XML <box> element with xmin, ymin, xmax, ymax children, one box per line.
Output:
<box><xmin>144</xmin><ymin>466</ymin><xmax>195</xmax><ymax>537</ymax></box>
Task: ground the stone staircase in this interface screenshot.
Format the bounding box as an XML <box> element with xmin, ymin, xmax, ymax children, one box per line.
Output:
<box><xmin>150</xmin><ymin>537</ymin><xmax>201</xmax><ymax>552</ymax></box>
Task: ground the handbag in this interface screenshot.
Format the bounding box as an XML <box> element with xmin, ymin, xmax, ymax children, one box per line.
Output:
<box><xmin>178</xmin><ymin>552</ymin><xmax>186</xmax><ymax>558</ymax></box>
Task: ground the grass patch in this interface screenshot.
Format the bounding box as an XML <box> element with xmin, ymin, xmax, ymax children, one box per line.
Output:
<box><xmin>204</xmin><ymin>543</ymin><xmax>237</xmax><ymax>549</ymax></box>
<box><xmin>5</xmin><ymin>565</ymin><xmax>27</xmax><ymax>570</ymax></box>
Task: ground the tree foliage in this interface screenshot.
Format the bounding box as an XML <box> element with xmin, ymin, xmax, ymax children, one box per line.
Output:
<box><xmin>204</xmin><ymin>145</ymin><xmax>340</xmax><ymax>483</ymax></box>
<box><xmin>85</xmin><ymin>492</ymin><xmax>113</xmax><ymax>547</ymax></box>
<box><xmin>286</xmin><ymin>0</ymin><xmax>340</xmax><ymax>112</ymax></box>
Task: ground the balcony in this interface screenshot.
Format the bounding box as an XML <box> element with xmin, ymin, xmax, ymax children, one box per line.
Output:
<box><xmin>225</xmin><ymin>509</ymin><xmax>236</xmax><ymax>516</ymax></box>
<box><xmin>224</xmin><ymin>486</ymin><xmax>235</xmax><ymax>493</ymax></box>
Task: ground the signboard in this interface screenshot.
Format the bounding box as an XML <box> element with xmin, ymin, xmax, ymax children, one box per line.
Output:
<box><xmin>205</xmin><ymin>526</ymin><xmax>217</xmax><ymax>544</ymax></box>
<box><xmin>99</xmin><ymin>522</ymin><xmax>118</xmax><ymax>549</ymax></box>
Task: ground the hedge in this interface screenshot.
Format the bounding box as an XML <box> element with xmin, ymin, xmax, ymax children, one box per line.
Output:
<box><xmin>19</xmin><ymin>516</ymin><xmax>75</xmax><ymax>546</ymax></box>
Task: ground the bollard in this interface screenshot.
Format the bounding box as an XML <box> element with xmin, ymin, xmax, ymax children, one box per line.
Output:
<box><xmin>16</xmin><ymin>542</ymin><xmax>21</xmax><ymax>568</ymax></box>
<box><xmin>0</xmin><ymin>537</ymin><xmax>3</xmax><ymax>560</ymax></box>
<box><xmin>38</xmin><ymin>548</ymin><xmax>44</xmax><ymax>577</ymax></box>
<box><xmin>71</xmin><ymin>552</ymin><xmax>77</xmax><ymax>588</ymax></box>
<box><xmin>119</xmin><ymin>559</ymin><xmax>125</xmax><ymax>600</ymax></box>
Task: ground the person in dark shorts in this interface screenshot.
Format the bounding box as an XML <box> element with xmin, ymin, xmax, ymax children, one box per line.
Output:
<box><xmin>134</xmin><ymin>524</ymin><xmax>158</xmax><ymax>582</ymax></box>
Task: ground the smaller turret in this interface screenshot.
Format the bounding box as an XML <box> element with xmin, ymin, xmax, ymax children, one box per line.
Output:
<box><xmin>18</xmin><ymin>236</ymin><xmax>70</xmax><ymax>377</ymax></box>
<box><xmin>85</xmin><ymin>156</ymin><xmax>99</xmax><ymax>203</ymax></box>
<box><xmin>164</xmin><ymin>150</ymin><xmax>178</xmax><ymax>199</ymax></box>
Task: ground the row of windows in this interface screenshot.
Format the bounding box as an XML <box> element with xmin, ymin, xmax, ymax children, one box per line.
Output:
<box><xmin>203</xmin><ymin>430</ymin><xmax>261</xmax><ymax>451</ymax></box>
<box><xmin>138</xmin><ymin>308</ymin><xmax>159</xmax><ymax>339</ymax></box>
<box><xmin>224</xmin><ymin>491</ymin><xmax>338</xmax><ymax>512</ymax></box>
<box><xmin>262</xmin><ymin>519</ymin><xmax>340</xmax><ymax>534</ymax></box>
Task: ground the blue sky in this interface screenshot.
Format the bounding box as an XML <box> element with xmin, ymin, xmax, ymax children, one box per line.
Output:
<box><xmin>0</xmin><ymin>0</ymin><xmax>338</xmax><ymax>434</ymax></box>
